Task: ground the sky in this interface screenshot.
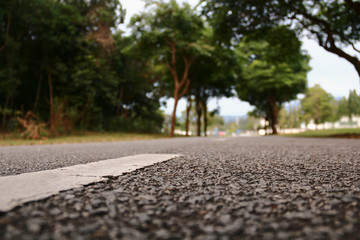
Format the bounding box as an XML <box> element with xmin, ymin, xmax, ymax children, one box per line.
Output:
<box><xmin>119</xmin><ymin>0</ymin><xmax>360</xmax><ymax>116</ymax></box>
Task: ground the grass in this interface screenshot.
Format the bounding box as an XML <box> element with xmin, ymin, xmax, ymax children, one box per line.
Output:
<box><xmin>284</xmin><ymin>128</ymin><xmax>360</xmax><ymax>138</ymax></box>
<box><xmin>0</xmin><ymin>131</ymin><xmax>170</xmax><ymax>146</ymax></box>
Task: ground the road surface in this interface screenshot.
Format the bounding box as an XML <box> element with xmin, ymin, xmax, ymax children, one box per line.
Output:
<box><xmin>0</xmin><ymin>136</ymin><xmax>359</xmax><ymax>239</ymax></box>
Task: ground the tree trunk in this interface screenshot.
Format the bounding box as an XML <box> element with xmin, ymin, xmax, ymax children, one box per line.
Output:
<box><xmin>168</xmin><ymin>75</ymin><xmax>190</xmax><ymax>137</ymax></box>
<box><xmin>271</xmin><ymin>112</ymin><xmax>278</xmax><ymax>135</ymax></box>
<box><xmin>264</xmin><ymin>119</ymin><xmax>267</xmax><ymax>135</ymax></box>
<box><xmin>185</xmin><ymin>95</ymin><xmax>192</xmax><ymax>136</ymax></box>
<box><xmin>33</xmin><ymin>74</ymin><xmax>42</xmax><ymax>113</ymax></box>
<box><xmin>195</xmin><ymin>95</ymin><xmax>202</xmax><ymax>137</ymax></box>
<box><xmin>116</xmin><ymin>87</ymin><xmax>123</xmax><ymax>117</ymax></box>
<box><xmin>9</xmin><ymin>93</ymin><xmax>15</xmax><ymax>119</ymax></box>
<box><xmin>0</xmin><ymin>4</ymin><xmax>12</xmax><ymax>54</ymax></box>
<box><xmin>268</xmin><ymin>97</ymin><xmax>278</xmax><ymax>135</ymax></box>
<box><xmin>322</xmin><ymin>44</ymin><xmax>360</xmax><ymax>84</ymax></box>
<box><xmin>123</xmin><ymin>105</ymin><xmax>129</xmax><ymax>120</ymax></box>
<box><xmin>201</xmin><ymin>99</ymin><xmax>208</xmax><ymax>137</ymax></box>
<box><xmin>1</xmin><ymin>95</ymin><xmax>10</xmax><ymax>131</ymax></box>
<box><xmin>1</xmin><ymin>68</ymin><xmax>13</xmax><ymax>131</ymax></box>
<box><xmin>164</xmin><ymin>40</ymin><xmax>192</xmax><ymax>137</ymax></box>
<box><xmin>170</xmin><ymin>91</ymin><xmax>179</xmax><ymax>137</ymax></box>
<box><xmin>48</xmin><ymin>71</ymin><xmax>54</xmax><ymax>136</ymax></box>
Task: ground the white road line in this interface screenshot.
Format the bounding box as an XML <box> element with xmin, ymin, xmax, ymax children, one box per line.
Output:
<box><xmin>0</xmin><ymin>154</ymin><xmax>180</xmax><ymax>212</ymax></box>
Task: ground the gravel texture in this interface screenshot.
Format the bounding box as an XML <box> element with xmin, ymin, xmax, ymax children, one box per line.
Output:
<box><xmin>0</xmin><ymin>136</ymin><xmax>360</xmax><ymax>239</ymax></box>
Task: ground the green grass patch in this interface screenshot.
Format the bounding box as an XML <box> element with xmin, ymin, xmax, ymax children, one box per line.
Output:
<box><xmin>283</xmin><ymin>128</ymin><xmax>360</xmax><ymax>138</ymax></box>
<box><xmin>0</xmin><ymin>132</ymin><xmax>170</xmax><ymax>146</ymax></box>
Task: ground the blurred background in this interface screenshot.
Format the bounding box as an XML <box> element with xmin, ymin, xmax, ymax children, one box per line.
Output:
<box><xmin>1</xmin><ymin>0</ymin><xmax>359</xmax><ymax>141</ymax></box>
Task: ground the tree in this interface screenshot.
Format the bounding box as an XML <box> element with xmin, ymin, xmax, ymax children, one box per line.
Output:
<box><xmin>337</xmin><ymin>97</ymin><xmax>349</xmax><ymax>120</ymax></box>
<box><xmin>301</xmin><ymin>84</ymin><xmax>334</xmax><ymax>128</ymax></box>
<box><xmin>335</xmin><ymin>89</ymin><xmax>360</xmax><ymax>121</ymax></box>
<box><xmin>202</xmin><ymin>0</ymin><xmax>360</xmax><ymax>81</ymax></box>
<box><xmin>0</xmin><ymin>0</ymin><xmax>30</xmax><ymax>130</ymax></box>
<box><xmin>348</xmin><ymin>90</ymin><xmax>360</xmax><ymax>119</ymax></box>
<box><xmin>279</xmin><ymin>104</ymin><xmax>302</xmax><ymax>129</ymax></box>
<box><xmin>0</xmin><ymin>0</ymin><xmax>89</xmax><ymax>133</ymax></box>
<box><xmin>0</xmin><ymin>0</ymin><xmax>152</xmax><ymax>135</ymax></box>
<box><xmin>130</xmin><ymin>0</ymin><xmax>205</xmax><ymax>137</ymax></box>
<box><xmin>236</xmin><ymin>27</ymin><xmax>310</xmax><ymax>134</ymax></box>
<box><xmin>207</xmin><ymin>112</ymin><xmax>225</xmax><ymax>132</ymax></box>
<box><xmin>187</xmin><ymin>42</ymin><xmax>237</xmax><ymax>136</ymax></box>
<box><xmin>184</xmin><ymin>95</ymin><xmax>193</xmax><ymax>136</ymax></box>
<box><xmin>108</xmin><ymin>33</ymin><xmax>164</xmax><ymax>133</ymax></box>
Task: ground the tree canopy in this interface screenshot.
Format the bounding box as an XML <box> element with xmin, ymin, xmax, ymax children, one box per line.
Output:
<box><xmin>129</xmin><ymin>0</ymin><xmax>207</xmax><ymax>137</ymax></box>
<box><xmin>202</xmin><ymin>0</ymin><xmax>360</xmax><ymax>79</ymax></box>
<box><xmin>236</xmin><ymin>27</ymin><xmax>310</xmax><ymax>134</ymax></box>
<box><xmin>186</xmin><ymin>28</ymin><xmax>237</xmax><ymax>136</ymax></box>
<box><xmin>6</xmin><ymin>0</ymin><xmax>351</xmax><ymax>138</ymax></box>
<box><xmin>0</xmin><ymin>0</ymin><xmax>165</xmax><ymax>136</ymax></box>
<box><xmin>301</xmin><ymin>84</ymin><xmax>335</xmax><ymax>127</ymax></box>
<box><xmin>336</xmin><ymin>89</ymin><xmax>360</xmax><ymax>121</ymax></box>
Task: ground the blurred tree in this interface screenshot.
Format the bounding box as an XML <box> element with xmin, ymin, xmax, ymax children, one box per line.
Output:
<box><xmin>0</xmin><ymin>0</ymin><xmax>28</xmax><ymax>130</ymax></box>
<box><xmin>87</xmin><ymin>0</ymin><xmax>124</xmax><ymax>58</ymax></box>
<box><xmin>0</xmin><ymin>0</ymin><xmax>89</xmax><ymax>133</ymax></box>
<box><xmin>301</xmin><ymin>84</ymin><xmax>334</xmax><ymax>128</ymax></box>
<box><xmin>129</xmin><ymin>0</ymin><xmax>206</xmax><ymax>137</ymax></box>
<box><xmin>184</xmin><ymin>95</ymin><xmax>193</xmax><ymax>136</ymax></box>
<box><xmin>109</xmin><ymin>33</ymin><xmax>164</xmax><ymax>132</ymax></box>
<box><xmin>187</xmin><ymin>29</ymin><xmax>237</xmax><ymax>136</ymax></box>
<box><xmin>337</xmin><ymin>97</ymin><xmax>349</xmax><ymax>120</ymax></box>
<box><xmin>279</xmin><ymin>108</ymin><xmax>288</xmax><ymax>129</ymax></box>
<box><xmin>207</xmin><ymin>112</ymin><xmax>225</xmax><ymax>131</ymax></box>
<box><xmin>245</xmin><ymin>116</ymin><xmax>261</xmax><ymax>131</ymax></box>
<box><xmin>203</xmin><ymin>0</ymin><xmax>360</xmax><ymax>80</ymax></box>
<box><xmin>247</xmin><ymin>108</ymin><xmax>270</xmax><ymax>134</ymax></box>
<box><xmin>236</xmin><ymin>27</ymin><xmax>310</xmax><ymax>134</ymax></box>
<box><xmin>0</xmin><ymin>0</ymin><xmax>166</xmax><ymax>136</ymax></box>
<box><xmin>335</xmin><ymin>89</ymin><xmax>360</xmax><ymax>122</ymax></box>
<box><xmin>348</xmin><ymin>90</ymin><xmax>360</xmax><ymax>119</ymax></box>
<box><xmin>279</xmin><ymin>104</ymin><xmax>302</xmax><ymax>129</ymax></box>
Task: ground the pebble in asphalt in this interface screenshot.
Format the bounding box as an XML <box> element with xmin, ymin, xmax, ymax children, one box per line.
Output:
<box><xmin>0</xmin><ymin>136</ymin><xmax>360</xmax><ymax>239</ymax></box>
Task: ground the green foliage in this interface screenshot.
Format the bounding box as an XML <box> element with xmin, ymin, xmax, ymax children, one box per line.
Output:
<box><xmin>129</xmin><ymin>0</ymin><xmax>207</xmax><ymax>136</ymax></box>
<box><xmin>301</xmin><ymin>84</ymin><xmax>335</xmax><ymax>125</ymax></box>
<box><xmin>130</xmin><ymin>0</ymin><xmax>205</xmax><ymax>68</ymax></box>
<box><xmin>203</xmin><ymin>0</ymin><xmax>360</xmax><ymax>77</ymax></box>
<box><xmin>179</xmin><ymin>105</ymin><xmax>225</xmax><ymax>133</ymax></box>
<box><xmin>348</xmin><ymin>90</ymin><xmax>360</xmax><ymax>117</ymax></box>
<box><xmin>337</xmin><ymin>97</ymin><xmax>349</xmax><ymax>119</ymax></box>
<box><xmin>188</xmin><ymin>28</ymin><xmax>237</xmax><ymax>100</ymax></box>
<box><xmin>0</xmin><ymin>0</ymin><xmax>163</xmax><ymax>134</ymax></box>
<box><xmin>279</xmin><ymin>104</ymin><xmax>302</xmax><ymax>129</ymax></box>
<box><xmin>6</xmin><ymin>0</ymin><xmax>356</xmax><ymax>138</ymax></box>
<box><xmin>335</xmin><ymin>89</ymin><xmax>360</xmax><ymax>120</ymax></box>
<box><xmin>244</xmin><ymin>116</ymin><xmax>262</xmax><ymax>131</ymax></box>
<box><xmin>103</xmin><ymin>111</ymin><xmax>164</xmax><ymax>133</ymax></box>
<box><xmin>235</xmin><ymin>26</ymin><xmax>310</xmax><ymax>134</ymax></box>
<box><xmin>207</xmin><ymin>114</ymin><xmax>225</xmax><ymax>130</ymax></box>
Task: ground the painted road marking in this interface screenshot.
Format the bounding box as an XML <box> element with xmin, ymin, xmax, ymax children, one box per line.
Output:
<box><xmin>0</xmin><ymin>154</ymin><xmax>180</xmax><ymax>212</ymax></box>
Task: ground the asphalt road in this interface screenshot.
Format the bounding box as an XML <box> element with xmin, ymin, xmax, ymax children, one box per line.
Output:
<box><xmin>1</xmin><ymin>136</ymin><xmax>360</xmax><ymax>239</ymax></box>
<box><xmin>1</xmin><ymin>137</ymin><xmax>219</xmax><ymax>176</ymax></box>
